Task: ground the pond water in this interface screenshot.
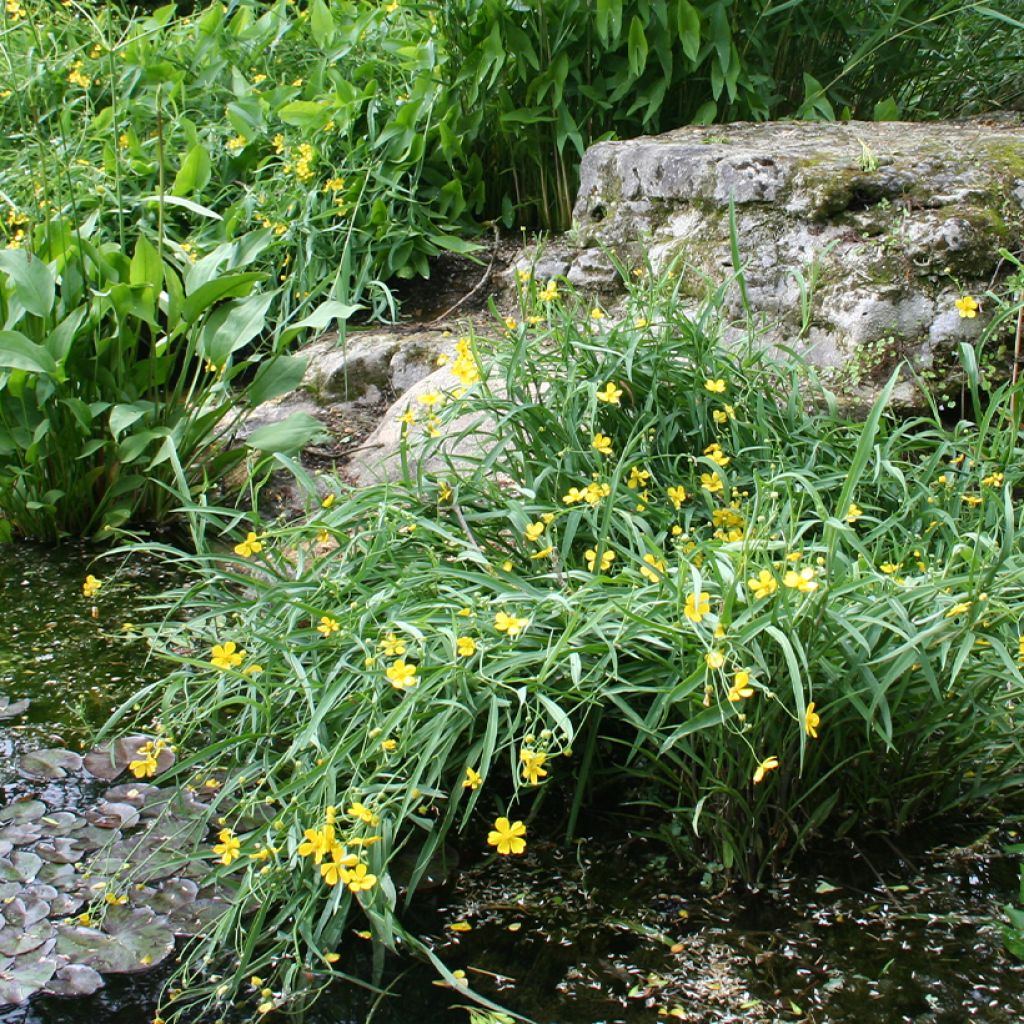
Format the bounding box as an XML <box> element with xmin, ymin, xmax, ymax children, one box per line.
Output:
<box><xmin>0</xmin><ymin>543</ymin><xmax>1022</xmax><ymax>1024</ymax></box>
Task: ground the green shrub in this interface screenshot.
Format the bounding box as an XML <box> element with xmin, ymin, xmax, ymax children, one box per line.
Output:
<box><xmin>116</xmin><ymin>266</ymin><xmax>1024</xmax><ymax>1018</ymax></box>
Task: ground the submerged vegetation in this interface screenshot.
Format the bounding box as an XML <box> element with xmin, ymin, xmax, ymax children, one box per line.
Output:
<box><xmin>1</xmin><ymin>0</ymin><xmax>1023</xmax><ymax>1018</ymax></box>
<box><xmin>108</xmin><ymin>270</ymin><xmax>1024</xmax><ymax>1018</ymax></box>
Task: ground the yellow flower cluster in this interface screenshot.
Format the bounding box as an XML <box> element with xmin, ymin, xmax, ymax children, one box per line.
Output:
<box><xmin>6</xmin><ymin>0</ymin><xmax>26</xmax><ymax>22</ymax></box>
<box><xmin>82</xmin><ymin>574</ymin><xmax>102</xmax><ymax>599</ymax></box>
<box><xmin>562</xmin><ymin>480</ymin><xmax>611</xmax><ymax>506</ymax></box>
<box><xmin>213</xmin><ymin>828</ymin><xmax>241</xmax><ymax>865</ymax></box>
<box><xmin>297</xmin><ymin>821</ymin><xmax>378</xmax><ymax>891</ymax></box>
<box><xmin>128</xmin><ymin>738</ymin><xmax>169</xmax><ymax>779</ymax></box>
<box><xmin>450</xmin><ymin>336</ymin><xmax>480</xmax><ymax>387</ymax></box>
<box><xmin>67</xmin><ymin>61</ymin><xmax>92</xmax><ymax>88</ymax></box>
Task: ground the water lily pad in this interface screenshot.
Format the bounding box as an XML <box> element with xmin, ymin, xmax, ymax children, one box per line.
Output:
<box><xmin>41</xmin><ymin>963</ymin><xmax>105</xmax><ymax>998</ymax></box>
<box><xmin>0</xmin><ymin>852</ymin><xmax>43</xmax><ymax>884</ymax></box>
<box><xmin>18</xmin><ymin>748</ymin><xmax>83</xmax><ymax>782</ymax></box>
<box><xmin>72</xmin><ymin>825</ymin><xmax>123</xmax><ymax>852</ymax></box>
<box><xmin>86</xmin><ymin>802</ymin><xmax>140</xmax><ymax>830</ymax></box>
<box><xmin>3</xmin><ymin>896</ymin><xmax>50</xmax><ymax>929</ymax></box>
<box><xmin>22</xmin><ymin>883</ymin><xmax>57</xmax><ymax>903</ymax></box>
<box><xmin>35</xmin><ymin>838</ymin><xmax>85</xmax><ymax>865</ymax></box>
<box><xmin>104</xmin><ymin>783</ymin><xmax>162</xmax><ymax>810</ymax></box>
<box><xmin>35</xmin><ymin>862</ymin><xmax>77</xmax><ymax>891</ymax></box>
<box><xmin>0</xmin><ymin>801</ymin><xmax>45</xmax><ymax>826</ymax></box>
<box><xmin>0</xmin><ymin>954</ymin><xmax>57</xmax><ymax>1005</ymax></box>
<box><xmin>102</xmin><ymin>838</ymin><xmax>182</xmax><ymax>884</ymax></box>
<box><xmin>56</xmin><ymin>907</ymin><xmax>174</xmax><ymax>974</ymax></box>
<box><xmin>83</xmin><ymin>736</ymin><xmax>174</xmax><ymax>782</ymax></box>
<box><xmin>0</xmin><ymin>695</ymin><xmax>30</xmax><ymax>720</ymax></box>
<box><xmin>0</xmin><ymin>824</ymin><xmax>39</xmax><ymax>847</ymax></box>
<box><xmin>0</xmin><ymin>844</ymin><xmax>11</xmax><ymax>860</ymax></box>
<box><xmin>0</xmin><ymin>884</ymin><xmax>20</xmax><ymax>902</ymax></box>
<box><xmin>0</xmin><ymin>921</ymin><xmax>54</xmax><ymax>956</ymax></box>
<box><xmin>38</xmin><ymin>812</ymin><xmax>86</xmax><ymax>837</ymax></box>
<box><xmin>45</xmin><ymin>891</ymin><xmax>83</xmax><ymax>917</ymax></box>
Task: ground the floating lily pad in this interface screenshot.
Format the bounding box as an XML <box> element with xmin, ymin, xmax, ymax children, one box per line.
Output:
<box><xmin>56</xmin><ymin>906</ymin><xmax>174</xmax><ymax>974</ymax></box>
<box><xmin>72</xmin><ymin>825</ymin><xmax>123</xmax><ymax>853</ymax></box>
<box><xmin>0</xmin><ymin>884</ymin><xmax>20</xmax><ymax>902</ymax></box>
<box><xmin>0</xmin><ymin>695</ymin><xmax>30</xmax><ymax>720</ymax></box>
<box><xmin>86</xmin><ymin>802</ymin><xmax>140</xmax><ymax>831</ymax></box>
<box><xmin>35</xmin><ymin>862</ymin><xmax>77</xmax><ymax>891</ymax></box>
<box><xmin>0</xmin><ymin>921</ymin><xmax>54</xmax><ymax>957</ymax></box>
<box><xmin>0</xmin><ymin>844</ymin><xmax>11</xmax><ymax>860</ymax></box>
<box><xmin>35</xmin><ymin>839</ymin><xmax>85</xmax><ymax>865</ymax></box>
<box><xmin>0</xmin><ymin>954</ymin><xmax>57</xmax><ymax>1005</ymax></box>
<box><xmin>18</xmin><ymin>749</ymin><xmax>83</xmax><ymax>782</ymax></box>
<box><xmin>0</xmin><ymin>824</ymin><xmax>42</xmax><ymax>847</ymax></box>
<box><xmin>83</xmin><ymin>736</ymin><xmax>174</xmax><ymax>782</ymax></box>
<box><xmin>45</xmin><ymin>891</ymin><xmax>83</xmax><ymax>917</ymax></box>
<box><xmin>0</xmin><ymin>801</ymin><xmax>45</xmax><ymax>826</ymax></box>
<box><xmin>0</xmin><ymin>852</ymin><xmax>43</xmax><ymax>884</ymax></box>
<box><xmin>41</xmin><ymin>963</ymin><xmax>105</xmax><ymax>998</ymax></box>
<box><xmin>3</xmin><ymin>897</ymin><xmax>50</xmax><ymax>929</ymax></box>
<box><xmin>104</xmin><ymin>783</ymin><xmax>162</xmax><ymax>810</ymax></box>
<box><xmin>38</xmin><ymin>812</ymin><xmax>86</xmax><ymax>837</ymax></box>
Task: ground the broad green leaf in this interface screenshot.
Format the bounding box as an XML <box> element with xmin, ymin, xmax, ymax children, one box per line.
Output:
<box><xmin>277</xmin><ymin>100</ymin><xmax>333</xmax><ymax>131</ymax></box>
<box><xmin>280</xmin><ymin>299</ymin><xmax>361</xmax><ymax>344</ymax></box>
<box><xmin>181</xmin><ymin>272</ymin><xmax>263</xmax><ymax>325</ymax></box>
<box><xmin>199</xmin><ymin>291</ymin><xmax>274</xmax><ymax>366</ymax></box>
<box><xmin>138</xmin><ymin>195</ymin><xmax>222</xmax><ymax>220</ymax></box>
<box><xmin>247</xmin><ymin>354</ymin><xmax>308</xmax><ymax>407</ymax></box>
<box><xmin>627</xmin><ymin>16</ymin><xmax>649</xmax><ymax>78</ymax></box>
<box><xmin>246</xmin><ymin>412</ymin><xmax>326</xmax><ymax>453</ymax></box>
<box><xmin>0</xmin><ymin>251</ymin><xmax>55</xmax><ymax>320</ymax></box>
<box><xmin>0</xmin><ymin>331</ymin><xmax>59</xmax><ymax>377</ymax></box>
<box><xmin>309</xmin><ymin>0</ymin><xmax>335</xmax><ymax>47</ymax></box>
<box><xmin>109</xmin><ymin>402</ymin><xmax>153</xmax><ymax>440</ymax></box>
<box><xmin>677</xmin><ymin>0</ymin><xmax>701</xmax><ymax>62</ymax></box>
<box><xmin>171</xmin><ymin>144</ymin><xmax>212</xmax><ymax>197</ymax></box>
<box><xmin>129</xmin><ymin>234</ymin><xmax>163</xmax><ymax>291</ymax></box>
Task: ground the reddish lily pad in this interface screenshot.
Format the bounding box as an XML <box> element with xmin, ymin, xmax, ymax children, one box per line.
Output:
<box><xmin>0</xmin><ymin>921</ymin><xmax>54</xmax><ymax>957</ymax></box>
<box><xmin>35</xmin><ymin>839</ymin><xmax>85</xmax><ymax>865</ymax></box>
<box><xmin>83</xmin><ymin>736</ymin><xmax>174</xmax><ymax>782</ymax></box>
<box><xmin>41</xmin><ymin>963</ymin><xmax>105</xmax><ymax>998</ymax></box>
<box><xmin>18</xmin><ymin>749</ymin><xmax>83</xmax><ymax>782</ymax></box>
<box><xmin>86</xmin><ymin>802</ymin><xmax>140</xmax><ymax>830</ymax></box>
<box><xmin>0</xmin><ymin>801</ymin><xmax>46</xmax><ymax>826</ymax></box>
<box><xmin>0</xmin><ymin>695</ymin><xmax>30</xmax><ymax>720</ymax></box>
<box><xmin>0</xmin><ymin>852</ymin><xmax>43</xmax><ymax>884</ymax></box>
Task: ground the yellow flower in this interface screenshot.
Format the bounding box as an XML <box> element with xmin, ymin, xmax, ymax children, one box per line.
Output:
<box><xmin>981</xmin><ymin>472</ymin><xmax>1004</xmax><ymax>488</ymax></box>
<box><xmin>321</xmin><ymin>493</ymin><xmax>336</xmax><ymax>509</ymax></box>
<box><xmin>782</xmin><ymin>568</ymin><xmax>818</xmax><ymax>593</ymax></box>
<box><xmin>463</xmin><ymin>767</ymin><xmax>482</xmax><ymax>790</ymax></box>
<box><xmin>713</xmin><ymin>404</ymin><xmax>736</xmax><ymax>424</ymax></box>
<box><xmin>704</xmin><ymin>445</ymin><xmax>730</xmax><ymax>468</ymax></box>
<box><xmin>584</xmin><ymin>548</ymin><xmax>615</xmax><ymax>573</ymax></box>
<box><xmin>487</xmin><ymin>817</ymin><xmax>527</xmax><ymax>855</ymax></box>
<box><xmin>348</xmin><ymin>802</ymin><xmax>380</xmax><ymax>826</ymax></box>
<box><xmin>845</xmin><ymin>503</ymin><xmax>863</xmax><ymax>524</ymax></box>
<box><xmin>747</xmin><ymin>570</ymin><xmax>777</xmax><ymax>600</ymax></box>
<box><xmin>627</xmin><ymin>466</ymin><xmax>650</xmax><ymax>489</ymax></box>
<box><xmin>82</xmin><ymin>574</ymin><xmax>102</xmax><ymax>599</ymax></box>
<box><xmin>418</xmin><ymin>390</ymin><xmax>443</xmax><ymax>408</ymax></box>
<box><xmin>683</xmin><ymin>591</ymin><xmax>710</xmax><ymax>623</ymax></box>
<box><xmin>1018</xmin><ymin>635</ymin><xmax>1024</xmax><ymax>663</ymax></box>
<box><xmin>379</xmin><ymin>633</ymin><xmax>406</xmax><ymax>656</ymax></box>
<box><xmin>590</xmin><ymin>307</ymin><xmax>606</xmax><ymax>321</ymax></box>
<box><xmin>700</xmin><ymin>472</ymin><xmax>723</xmax><ymax>494</ymax></box>
<box><xmin>494</xmin><ymin>611</ymin><xmax>529</xmax><ymax>637</ymax></box>
<box><xmin>520</xmin><ymin>749</ymin><xmax>548</xmax><ymax>785</ymax></box>
<box><xmin>438</xmin><ymin>482</ymin><xmax>453</xmax><ymax>503</ymax></box>
<box><xmin>562</xmin><ymin>486</ymin><xmax>585</xmax><ymax>505</ymax></box>
<box><xmin>213</xmin><ymin>828</ymin><xmax>240</xmax><ymax>866</ymax></box>
<box><xmin>704</xmin><ymin>378</ymin><xmax>727</xmax><ymax>394</ymax></box>
<box><xmin>298</xmin><ymin>826</ymin><xmax>334</xmax><ymax>863</ymax></box>
<box><xmin>954</xmin><ymin>295</ymin><xmax>979</xmax><ymax>318</ymax></box>
<box><xmin>596</xmin><ymin>381</ymin><xmax>623</xmax><ymax>405</ymax></box>
<box><xmin>804</xmin><ymin>702</ymin><xmax>820</xmax><ymax>738</ymax></box>
<box><xmin>381</xmin><ymin>738</ymin><xmax>397</xmax><ymax>752</ymax></box>
<box><xmin>667</xmin><ymin>485</ymin><xmax>687</xmax><ymax>509</ymax></box>
<box><xmin>583</xmin><ymin>481</ymin><xmax>611</xmax><ymax>505</ymax></box>
<box><xmin>525</xmin><ymin>521</ymin><xmax>545</xmax><ymax>542</ymax></box>
<box><xmin>456</xmin><ymin>636</ymin><xmax>477</xmax><ymax>657</ymax></box>
<box><xmin>592</xmin><ymin>433</ymin><xmax>614</xmax><ymax>456</ymax></box>
<box><xmin>752</xmin><ymin>756</ymin><xmax>779</xmax><ymax>784</ymax></box>
<box><xmin>945</xmin><ymin>601</ymin><xmax>972</xmax><ymax>618</ymax></box>
<box><xmin>317</xmin><ymin>616</ymin><xmax>340</xmax><ymax>637</ymax></box>
<box><xmin>210</xmin><ymin>641</ymin><xmax>245</xmax><ymax>670</ymax></box>
<box><xmin>538</xmin><ymin>282</ymin><xmax>559</xmax><ymax>303</ymax></box>
<box><xmin>386</xmin><ymin>659</ymin><xmax>417</xmax><ymax>689</ymax></box>
<box><xmin>961</xmin><ymin>494</ymin><xmax>983</xmax><ymax>507</ymax></box>
<box><xmin>531</xmin><ymin>546</ymin><xmax>554</xmax><ymax>559</ymax></box>
<box><xmin>879</xmin><ymin>562</ymin><xmax>902</xmax><ymax>575</ymax></box>
<box><xmin>640</xmin><ymin>553</ymin><xmax>666</xmax><ymax>583</ymax></box>
<box><xmin>704</xmin><ymin>650</ymin><xmax>726</xmax><ymax>670</ymax></box>
<box><xmin>398</xmin><ymin>409</ymin><xmax>416</xmax><ymax>426</ymax></box>
<box><xmin>727</xmin><ymin>670</ymin><xmax>754</xmax><ymax>702</ymax></box>
<box><xmin>343</xmin><ymin>862</ymin><xmax>377</xmax><ymax>892</ymax></box>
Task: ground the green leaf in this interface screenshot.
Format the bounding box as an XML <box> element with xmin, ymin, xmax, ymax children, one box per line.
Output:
<box><xmin>0</xmin><ymin>331</ymin><xmax>59</xmax><ymax>377</ymax></box>
<box><xmin>0</xmin><ymin>251</ymin><xmax>55</xmax><ymax>320</ymax></box>
<box><xmin>246</xmin><ymin>412</ymin><xmax>326</xmax><ymax>453</ymax></box>
<box><xmin>181</xmin><ymin>272</ymin><xmax>263</xmax><ymax>325</ymax></box>
<box><xmin>171</xmin><ymin>144</ymin><xmax>212</xmax><ymax>197</ymax></box>
<box><xmin>247</xmin><ymin>354</ymin><xmax>308</xmax><ymax>407</ymax></box>
<box><xmin>280</xmin><ymin>299</ymin><xmax>361</xmax><ymax>344</ymax></box>
<box><xmin>872</xmin><ymin>96</ymin><xmax>900</xmax><ymax>121</ymax></box>
<box><xmin>199</xmin><ymin>291</ymin><xmax>274</xmax><ymax>367</ymax></box>
<box><xmin>129</xmin><ymin>234</ymin><xmax>163</xmax><ymax>291</ymax></box>
<box><xmin>109</xmin><ymin>402</ymin><xmax>154</xmax><ymax>440</ymax></box>
<box><xmin>677</xmin><ymin>0</ymin><xmax>701</xmax><ymax>62</ymax></box>
<box><xmin>627</xmin><ymin>16</ymin><xmax>649</xmax><ymax>77</ymax></box>
<box><xmin>277</xmin><ymin>100</ymin><xmax>333</xmax><ymax>131</ymax></box>
<box><xmin>138</xmin><ymin>195</ymin><xmax>222</xmax><ymax>220</ymax></box>
<box><xmin>309</xmin><ymin>0</ymin><xmax>335</xmax><ymax>47</ymax></box>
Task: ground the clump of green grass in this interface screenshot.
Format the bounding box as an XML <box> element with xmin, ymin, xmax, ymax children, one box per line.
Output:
<box><xmin>113</xmin><ymin>265</ymin><xmax>1024</xmax><ymax>1019</ymax></box>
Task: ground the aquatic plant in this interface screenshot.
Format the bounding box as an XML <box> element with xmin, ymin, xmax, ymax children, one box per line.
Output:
<box><xmin>114</xmin><ymin>267</ymin><xmax>1024</xmax><ymax>1018</ymax></box>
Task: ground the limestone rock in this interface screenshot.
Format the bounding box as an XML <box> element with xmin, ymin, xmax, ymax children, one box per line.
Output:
<box><xmin>569</xmin><ymin>115</ymin><xmax>1024</xmax><ymax>400</ymax></box>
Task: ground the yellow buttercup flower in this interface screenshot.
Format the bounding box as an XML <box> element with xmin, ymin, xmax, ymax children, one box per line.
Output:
<box><xmin>592</xmin><ymin>433</ymin><xmax>613</xmax><ymax>456</ymax></box>
<box><xmin>782</xmin><ymin>568</ymin><xmax>818</xmax><ymax>593</ymax></box>
<box><xmin>804</xmin><ymin>701</ymin><xmax>820</xmax><ymax>738</ymax></box>
<box><xmin>846</xmin><ymin>503</ymin><xmax>863</xmax><ymax>524</ymax></box>
<box><xmin>343</xmin><ymin>862</ymin><xmax>377</xmax><ymax>892</ymax></box>
<box><xmin>704</xmin><ymin>378</ymin><xmax>727</xmax><ymax>394</ymax></box>
<box><xmin>82</xmin><ymin>574</ymin><xmax>102</xmax><ymax>599</ymax></box>
<box><xmin>487</xmin><ymin>817</ymin><xmax>526</xmax><ymax>855</ymax></box>
<box><xmin>456</xmin><ymin>636</ymin><xmax>477</xmax><ymax>657</ymax></box>
<box><xmin>210</xmin><ymin>641</ymin><xmax>245</xmax><ymax>670</ymax></box>
<box><xmin>379</xmin><ymin>633</ymin><xmax>406</xmax><ymax>656</ymax></box>
<box><xmin>879</xmin><ymin>562</ymin><xmax>902</xmax><ymax>575</ymax></box>
<box><xmin>981</xmin><ymin>472</ymin><xmax>1004</xmax><ymax>488</ymax></box>
<box><xmin>954</xmin><ymin>295</ymin><xmax>978</xmax><ymax>318</ymax></box>
<box><xmin>584</xmin><ymin>548</ymin><xmax>615</xmax><ymax>573</ymax></box>
<box><xmin>348</xmin><ymin>802</ymin><xmax>379</xmax><ymax>826</ymax></box>
<box><xmin>684</xmin><ymin>591</ymin><xmax>710</xmax><ymax>623</ymax></box>
<box><xmin>213</xmin><ymin>828</ymin><xmax>240</xmax><ymax>866</ymax></box>
<box><xmin>700</xmin><ymin>472</ymin><xmax>723</xmax><ymax>494</ymax></box>
<box><xmin>627</xmin><ymin>466</ymin><xmax>651</xmax><ymax>490</ymax></box>
<box><xmin>234</xmin><ymin>532</ymin><xmax>263</xmax><ymax>557</ymax></box>
<box><xmin>494</xmin><ymin>611</ymin><xmax>529</xmax><ymax>637</ymax></box>
<box><xmin>525</xmin><ymin>521</ymin><xmax>545</xmax><ymax>542</ymax></box>
<box><xmin>667</xmin><ymin>485</ymin><xmax>687</xmax><ymax>509</ymax></box>
<box><xmin>463</xmin><ymin>767</ymin><xmax>482</xmax><ymax>790</ymax></box>
<box><xmin>747</xmin><ymin>570</ymin><xmax>777</xmax><ymax>599</ymax></box>
<box><xmin>596</xmin><ymin>381</ymin><xmax>623</xmax><ymax>405</ymax></box>
<box><xmin>317</xmin><ymin>616</ymin><xmax>340</xmax><ymax>637</ymax></box>
<box><xmin>727</xmin><ymin>670</ymin><xmax>754</xmax><ymax>702</ymax></box>
<box><xmin>704</xmin><ymin>650</ymin><xmax>726</xmax><ymax>670</ymax></box>
<box><xmin>640</xmin><ymin>553</ymin><xmax>666</xmax><ymax>582</ymax></box>
<box><xmin>520</xmin><ymin>749</ymin><xmax>548</xmax><ymax>785</ymax></box>
<box><xmin>538</xmin><ymin>281</ymin><xmax>558</xmax><ymax>303</ymax></box>
<box><xmin>386</xmin><ymin>659</ymin><xmax>417</xmax><ymax>689</ymax></box>
<box><xmin>752</xmin><ymin>756</ymin><xmax>779</xmax><ymax>784</ymax></box>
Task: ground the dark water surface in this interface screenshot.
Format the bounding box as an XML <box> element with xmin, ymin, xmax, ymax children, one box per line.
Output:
<box><xmin>1</xmin><ymin>543</ymin><xmax>1022</xmax><ymax>1024</ymax></box>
